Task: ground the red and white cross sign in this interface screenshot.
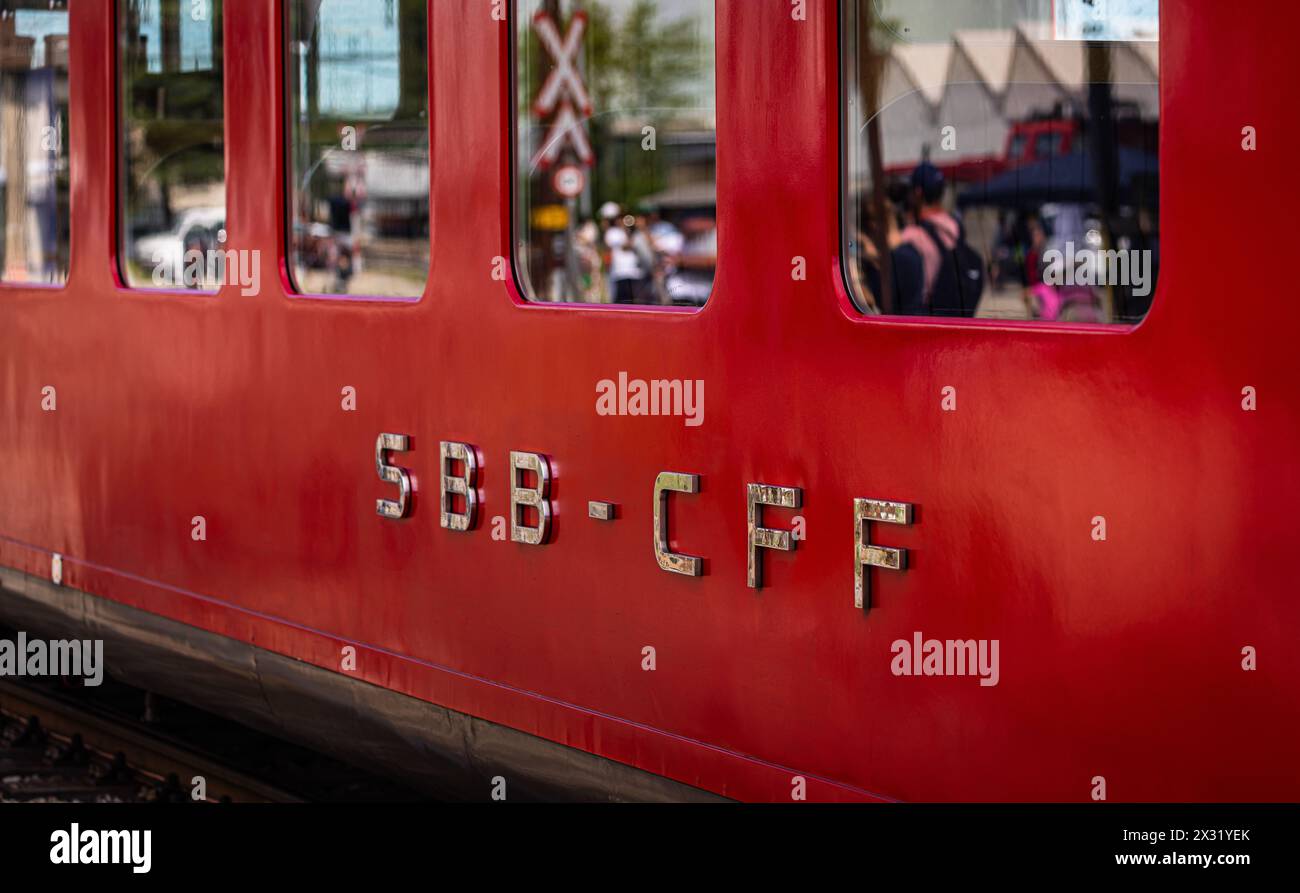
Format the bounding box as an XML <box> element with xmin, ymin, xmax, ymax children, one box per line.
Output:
<box><xmin>529</xmin><ymin>10</ymin><xmax>595</xmax><ymax>171</ymax></box>
<box><xmin>530</xmin><ymin>100</ymin><xmax>594</xmax><ymax>170</ymax></box>
<box><xmin>532</xmin><ymin>10</ymin><xmax>593</xmax><ymax>118</ymax></box>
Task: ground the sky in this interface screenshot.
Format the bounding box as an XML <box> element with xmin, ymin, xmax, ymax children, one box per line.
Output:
<box><xmin>875</xmin><ymin>0</ymin><xmax>1158</xmax><ymax>42</ymax></box>
<box><xmin>130</xmin><ymin>0</ymin><xmax>216</xmax><ymax>73</ymax></box>
<box><xmin>13</xmin><ymin>8</ymin><xmax>69</xmax><ymax>68</ymax></box>
<box><xmin>125</xmin><ymin>0</ymin><xmax>402</xmax><ymax>116</ymax></box>
<box><xmin>118</xmin><ymin>0</ymin><xmax>718</xmax><ymax>120</ymax></box>
<box><xmin>306</xmin><ymin>0</ymin><xmax>402</xmax><ymax>118</ymax></box>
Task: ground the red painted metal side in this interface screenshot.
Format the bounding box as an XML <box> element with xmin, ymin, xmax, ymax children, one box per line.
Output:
<box><xmin>1</xmin><ymin>0</ymin><xmax>1297</xmax><ymax>802</ymax></box>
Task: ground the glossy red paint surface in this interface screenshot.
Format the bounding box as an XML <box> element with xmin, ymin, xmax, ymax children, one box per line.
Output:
<box><xmin>2</xmin><ymin>0</ymin><xmax>1297</xmax><ymax>802</ymax></box>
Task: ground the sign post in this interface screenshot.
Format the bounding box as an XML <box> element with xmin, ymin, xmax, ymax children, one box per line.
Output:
<box><xmin>530</xmin><ymin>7</ymin><xmax>596</xmax><ymax>299</ymax></box>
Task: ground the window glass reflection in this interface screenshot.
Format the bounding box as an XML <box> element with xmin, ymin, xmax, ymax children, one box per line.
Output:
<box><xmin>844</xmin><ymin>0</ymin><xmax>1159</xmax><ymax>323</ymax></box>
<box><xmin>0</xmin><ymin>1</ymin><xmax>69</xmax><ymax>286</ymax></box>
<box><xmin>515</xmin><ymin>0</ymin><xmax>716</xmax><ymax>306</ymax></box>
<box><xmin>287</xmin><ymin>0</ymin><xmax>429</xmax><ymax>298</ymax></box>
<box><xmin>120</xmin><ymin>0</ymin><xmax>226</xmax><ymax>291</ymax></box>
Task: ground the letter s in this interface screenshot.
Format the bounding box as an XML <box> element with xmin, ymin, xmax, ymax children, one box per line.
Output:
<box><xmin>375</xmin><ymin>433</ymin><xmax>414</xmax><ymax>519</ymax></box>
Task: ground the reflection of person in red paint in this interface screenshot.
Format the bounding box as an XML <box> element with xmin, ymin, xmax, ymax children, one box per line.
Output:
<box><xmin>665</xmin><ymin>217</ymin><xmax>716</xmax><ymax>306</ymax></box>
<box><xmin>573</xmin><ymin>221</ymin><xmax>606</xmax><ymax>303</ymax></box>
<box><xmin>1025</xmin><ymin>214</ymin><xmax>1046</xmax><ymax>287</ymax></box>
<box><xmin>899</xmin><ymin>164</ymin><xmax>961</xmax><ymax>308</ymax></box>
<box><xmin>327</xmin><ymin>194</ymin><xmax>354</xmax><ymax>294</ymax></box>
<box><xmin>850</xmin><ymin>196</ymin><xmax>924</xmax><ymax>315</ymax></box>
<box><xmin>604</xmin><ymin>221</ymin><xmax>644</xmax><ymax>304</ymax></box>
<box><xmin>1023</xmin><ymin>208</ymin><xmax>1104</xmax><ymax>323</ymax></box>
<box><xmin>647</xmin><ymin>212</ymin><xmax>684</xmax><ymax>304</ymax></box>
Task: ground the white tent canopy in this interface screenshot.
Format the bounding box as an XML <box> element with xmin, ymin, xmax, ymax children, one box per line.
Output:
<box><xmin>864</xmin><ymin>23</ymin><xmax>1158</xmax><ymax>170</ymax></box>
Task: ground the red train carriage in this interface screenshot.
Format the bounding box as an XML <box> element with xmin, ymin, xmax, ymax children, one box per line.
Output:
<box><xmin>0</xmin><ymin>0</ymin><xmax>1296</xmax><ymax>802</ymax></box>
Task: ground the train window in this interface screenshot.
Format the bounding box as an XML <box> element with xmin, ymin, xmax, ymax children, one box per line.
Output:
<box><xmin>842</xmin><ymin>0</ymin><xmax>1159</xmax><ymax>324</ymax></box>
<box><xmin>513</xmin><ymin>0</ymin><xmax>716</xmax><ymax>307</ymax></box>
<box><xmin>286</xmin><ymin>0</ymin><xmax>429</xmax><ymax>299</ymax></box>
<box><xmin>0</xmin><ymin>1</ymin><xmax>70</xmax><ymax>286</ymax></box>
<box><xmin>119</xmin><ymin>0</ymin><xmax>226</xmax><ymax>291</ymax></box>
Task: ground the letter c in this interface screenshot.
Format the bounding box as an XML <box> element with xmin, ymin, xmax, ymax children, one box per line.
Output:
<box><xmin>654</xmin><ymin>472</ymin><xmax>703</xmax><ymax>576</ymax></box>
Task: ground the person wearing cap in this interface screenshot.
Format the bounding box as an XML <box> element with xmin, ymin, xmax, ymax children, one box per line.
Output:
<box><xmin>900</xmin><ymin>162</ymin><xmax>963</xmax><ymax>311</ymax></box>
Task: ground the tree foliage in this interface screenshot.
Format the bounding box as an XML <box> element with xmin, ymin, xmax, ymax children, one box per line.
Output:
<box><xmin>583</xmin><ymin>0</ymin><xmax>705</xmax><ymax>120</ymax></box>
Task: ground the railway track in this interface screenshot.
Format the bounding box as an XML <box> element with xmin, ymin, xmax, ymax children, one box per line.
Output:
<box><xmin>0</xmin><ymin>673</ymin><xmax>426</xmax><ymax>803</ymax></box>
